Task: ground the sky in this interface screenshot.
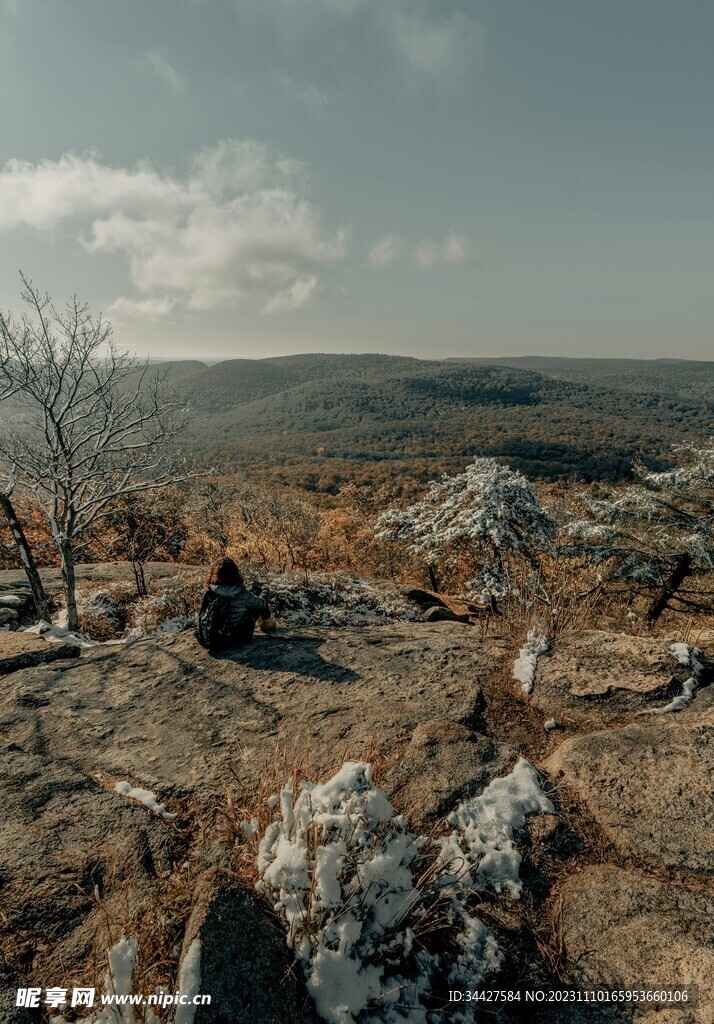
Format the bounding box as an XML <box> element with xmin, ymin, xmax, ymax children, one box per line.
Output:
<box><xmin>0</xmin><ymin>0</ymin><xmax>713</xmax><ymax>361</ymax></box>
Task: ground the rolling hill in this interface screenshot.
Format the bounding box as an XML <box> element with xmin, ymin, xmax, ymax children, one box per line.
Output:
<box><xmin>171</xmin><ymin>353</ymin><xmax>714</xmax><ymax>493</ymax></box>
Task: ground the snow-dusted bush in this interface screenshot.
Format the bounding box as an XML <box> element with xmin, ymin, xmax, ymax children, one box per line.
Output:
<box><xmin>255</xmin><ymin>759</ymin><xmax>552</xmax><ymax>1024</ymax></box>
<box><xmin>127</xmin><ymin>574</ymin><xmax>203</xmax><ymax>636</ymax></box>
<box><xmin>376</xmin><ymin>457</ymin><xmax>556</xmax><ymax>607</ymax></box>
<box><xmin>260</xmin><ymin>571</ymin><xmax>423</xmax><ymax>627</ymax></box>
<box><xmin>76</xmin><ymin>584</ymin><xmax>136</xmax><ymax>641</ymax></box>
<box><xmin>566</xmin><ymin>439</ymin><xmax>714</xmax><ymax>622</ymax></box>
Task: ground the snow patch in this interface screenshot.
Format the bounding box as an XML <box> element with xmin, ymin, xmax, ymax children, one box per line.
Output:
<box><xmin>115</xmin><ymin>781</ymin><xmax>177</xmax><ymax>820</ymax></box>
<box><xmin>650</xmin><ymin>642</ymin><xmax>704</xmax><ymax>714</ymax></box>
<box><xmin>22</xmin><ymin>619</ymin><xmax>98</xmax><ymax>649</ymax></box>
<box><xmin>513</xmin><ymin>627</ymin><xmax>549</xmax><ymax>694</ymax></box>
<box><xmin>51</xmin><ymin>935</ymin><xmax>158</xmax><ymax>1024</ymax></box>
<box><xmin>256</xmin><ymin>757</ymin><xmax>551</xmax><ymax>1023</ymax></box>
<box><xmin>440</xmin><ymin>757</ymin><xmax>554</xmax><ymax>898</ymax></box>
<box><xmin>544</xmin><ymin>719</ymin><xmax>558</xmax><ymax>732</ymax></box>
<box><xmin>175</xmin><ymin>939</ymin><xmax>202</xmax><ymax>1024</ymax></box>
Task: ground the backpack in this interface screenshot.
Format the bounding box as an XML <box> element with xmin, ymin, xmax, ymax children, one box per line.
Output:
<box><xmin>196</xmin><ymin>590</ymin><xmax>233</xmax><ymax>651</ymax></box>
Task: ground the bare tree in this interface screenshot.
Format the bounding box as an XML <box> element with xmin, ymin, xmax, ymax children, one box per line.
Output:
<box><xmin>0</xmin><ymin>275</ymin><xmax>199</xmax><ymax>629</ymax></box>
<box><xmin>0</xmin><ymin>487</ymin><xmax>52</xmax><ymax>620</ymax></box>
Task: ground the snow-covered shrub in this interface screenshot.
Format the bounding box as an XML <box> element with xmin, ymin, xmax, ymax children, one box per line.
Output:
<box><xmin>376</xmin><ymin>457</ymin><xmax>556</xmax><ymax>608</ymax></box>
<box><xmin>128</xmin><ymin>574</ymin><xmax>203</xmax><ymax>636</ymax></box>
<box><xmin>76</xmin><ymin>584</ymin><xmax>136</xmax><ymax>641</ymax></box>
<box><xmin>255</xmin><ymin>759</ymin><xmax>552</xmax><ymax>1024</ymax></box>
<box><xmin>565</xmin><ymin>439</ymin><xmax>714</xmax><ymax>622</ymax></box>
<box><xmin>259</xmin><ymin>571</ymin><xmax>423</xmax><ymax>627</ymax></box>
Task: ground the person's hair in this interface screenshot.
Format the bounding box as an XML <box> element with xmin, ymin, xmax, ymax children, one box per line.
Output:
<box><xmin>206</xmin><ymin>557</ymin><xmax>244</xmax><ymax>587</ymax></box>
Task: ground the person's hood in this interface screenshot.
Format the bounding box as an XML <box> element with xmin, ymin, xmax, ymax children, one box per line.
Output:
<box><xmin>212</xmin><ymin>584</ymin><xmax>244</xmax><ymax>597</ymax></box>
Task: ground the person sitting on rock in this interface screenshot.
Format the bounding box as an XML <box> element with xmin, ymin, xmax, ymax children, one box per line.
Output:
<box><xmin>197</xmin><ymin>557</ymin><xmax>274</xmax><ymax>651</ymax></box>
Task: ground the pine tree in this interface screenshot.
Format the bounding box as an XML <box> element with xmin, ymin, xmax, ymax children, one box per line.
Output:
<box><xmin>566</xmin><ymin>440</ymin><xmax>714</xmax><ymax>622</ymax></box>
<box><xmin>376</xmin><ymin>457</ymin><xmax>556</xmax><ymax>608</ymax></box>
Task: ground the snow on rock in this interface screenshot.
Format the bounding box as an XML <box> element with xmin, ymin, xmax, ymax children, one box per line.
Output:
<box><xmin>544</xmin><ymin>719</ymin><xmax>558</xmax><ymax>732</ymax></box>
<box><xmin>513</xmin><ymin>627</ymin><xmax>549</xmax><ymax>694</ymax></box>
<box><xmin>440</xmin><ymin>757</ymin><xmax>554</xmax><ymax>898</ymax></box>
<box><xmin>115</xmin><ymin>781</ymin><xmax>177</xmax><ymax>821</ymax></box>
<box><xmin>23</xmin><ymin>619</ymin><xmax>98</xmax><ymax>649</ymax></box>
<box><xmin>256</xmin><ymin>757</ymin><xmax>551</xmax><ymax>1024</ymax></box>
<box><xmin>175</xmin><ymin>939</ymin><xmax>202</xmax><ymax>1024</ymax></box>
<box><xmin>649</xmin><ymin>642</ymin><xmax>704</xmax><ymax>714</ymax></box>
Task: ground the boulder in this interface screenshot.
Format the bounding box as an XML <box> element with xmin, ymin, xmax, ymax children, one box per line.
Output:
<box><xmin>0</xmin><ymin>954</ymin><xmax>40</xmax><ymax>1024</ymax></box>
<box><xmin>0</xmin><ymin>593</ymin><xmax>35</xmax><ymax>620</ymax></box>
<box><xmin>0</xmin><ymin>631</ymin><xmax>81</xmax><ymax>675</ymax></box>
<box><xmin>0</xmin><ymin>742</ymin><xmax>181</xmax><ymax>985</ymax></box>
<box><xmin>400</xmin><ymin>587</ymin><xmax>447</xmax><ymax>609</ymax></box>
<box><xmin>528</xmin><ymin>630</ymin><xmax>700</xmax><ymax>726</ymax></box>
<box><xmin>0</xmin><ymin>609</ymin><xmax>18</xmax><ymax>626</ymax></box>
<box><xmin>545</xmin><ymin>709</ymin><xmax>714</xmax><ymax>873</ymax></box>
<box><xmin>384</xmin><ymin>718</ymin><xmax>517</xmax><ymax>819</ymax></box>
<box><xmin>178</xmin><ymin>868</ymin><xmax>318</xmax><ymax>1024</ymax></box>
<box><xmin>424</xmin><ymin>605</ymin><xmax>472</xmax><ymax>623</ymax></box>
<box><xmin>559</xmin><ymin>865</ymin><xmax>714</xmax><ymax>1023</ymax></box>
<box><xmin>0</xmin><ymin>625</ymin><xmax>505</xmax><ymax>799</ymax></box>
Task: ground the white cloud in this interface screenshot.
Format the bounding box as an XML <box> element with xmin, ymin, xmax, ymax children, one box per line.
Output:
<box><xmin>144</xmin><ymin>50</ymin><xmax>185</xmax><ymax>94</ymax></box>
<box><xmin>443</xmin><ymin>231</ymin><xmax>466</xmax><ymax>264</ymax></box>
<box><xmin>236</xmin><ymin>0</ymin><xmax>482</xmax><ymax>83</ymax></box>
<box><xmin>368</xmin><ymin>235</ymin><xmax>399</xmax><ymax>267</ymax></box>
<box><xmin>108</xmin><ymin>295</ymin><xmax>177</xmax><ymax>320</ymax></box>
<box><xmin>415</xmin><ymin>233</ymin><xmax>467</xmax><ymax>269</ymax></box>
<box><xmin>0</xmin><ymin>140</ymin><xmax>346</xmax><ymax>318</ymax></box>
<box><xmin>383</xmin><ymin>8</ymin><xmax>483</xmax><ymax>82</ymax></box>
<box><xmin>263</xmin><ymin>274</ymin><xmax>319</xmax><ymax>314</ymax></box>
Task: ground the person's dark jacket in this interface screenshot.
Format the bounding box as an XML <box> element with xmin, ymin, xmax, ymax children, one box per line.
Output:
<box><xmin>210</xmin><ymin>583</ymin><xmax>270</xmax><ymax>638</ymax></box>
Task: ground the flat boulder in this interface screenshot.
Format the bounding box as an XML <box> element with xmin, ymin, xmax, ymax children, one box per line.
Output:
<box><xmin>559</xmin><ymin>865</ymin><xmax>714</xmax><ymax>1023</ymax></box>
<box><xmin>529</xmin><ymin>630</ymin><xmax>699</xmax><ymax>725</ymax></box>
<box><xmin>178</xmin><ymin>868</ymin><xmax>318</xmax><ymax>1024</ymax></box>
<box><xmin>384</xmin><ymin>719</ymin><xmax>517</xmax><ymax>819</ymax></box>
<box><xmin>0</xmin><ymin>625</ymin><xmax>505</xmax><ymax>799</ymax></box>
<box><xmin>0</xmin><ymin>631</ymin><xmax>81</xmax><ymax>675</ymax></box>
<box><xmin>545</xmin><ymin>710</ymin><xmax>714</xmax><ymax>873</ymax></box>
<box><xmin>0</xmin><ymin>743</ymin><xmax>181</xmax><ymax>985</ymax></box>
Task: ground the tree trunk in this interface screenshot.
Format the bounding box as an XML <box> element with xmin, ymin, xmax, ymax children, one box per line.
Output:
<box><xmin>131</xmin><ymin>557</ymin><xmax>147</xmax><ymax>597</ymax></box>
<box><xmin>646</xmin><ymin>552</ymin><xmax>693</xmax><ymax>624</ymax></box>
<box><xmin>0</xmin><ymin>492</ymin><xmax>52</xmax><ymax>621</ymax></box>
<box><xmin>59</xmin><ymin>538</ymin><xmax>79</xmax><ymax>631</ymax></box>
<box><xmin>427</xmin><ymin>563</ymin><xmax>439</xmax><ymax>592</ymax></box>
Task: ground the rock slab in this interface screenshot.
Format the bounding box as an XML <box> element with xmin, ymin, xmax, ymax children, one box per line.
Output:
<box><xmin>0</xmin><ymin>632</ymin><xmax>81</xmax><ymax>676</ymax></box>
<box><xmin>559</xmin><ymin>865</ymin><xmax>714</xmax><ymax>1023</ymax></box>
<box><xmin>179</xmin><ymin>869</ymin><xmax>318</xmax><ymax>1024</ymax></box>
<box><xmin>545</xmin><ymin>710</ymin><xmax>714</xmax><ymax>874</ymax></box>
<box><xmin>0</xmin><ymin>624</ymin><xmax>505</xmax><ymax>799</ymax></box>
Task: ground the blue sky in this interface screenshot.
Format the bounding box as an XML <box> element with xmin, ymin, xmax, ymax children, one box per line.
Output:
<box><xmin>0</xmin><ymin>0</ymin><xmax>712</xmax><ymax>360</ymax></box>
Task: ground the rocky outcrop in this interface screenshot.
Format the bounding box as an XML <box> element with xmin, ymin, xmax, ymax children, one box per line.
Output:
<box><xmin>384</xmin><ymin>718</ymin><xmax>516</xmax><ymax>820</ymax></box>
<box><xmin>559</xmin><ymin>865</ymin><xmax>714</xmax><ymax>1023</ymax></box>
<box><xmin>0</xmin><ymin>625</ymin><xmax>504</xmax><ymax>798</ymax></box>
<box><xmin>0</xmin><ymin>609</ymin><xmax>711</xmax><ymax>1023</ymax></box>
<box><xmin>545</xmin><ymin>710</ymin><xmax>714</xmax><ymax>873</ymax></box>
<box><xmin>527</xmin><ymin>630</ymin><xmax>701</xmax><ymax>726</ymax></box>
<box><xmin>0</xmin><ymin>742</ymin><xmax>182</xmax><ymax>985</ymax></box>
<box><xmin>179</xmin><ymin>869</ymin><xmax>319</xmax><ymax>1024</ymax></box>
